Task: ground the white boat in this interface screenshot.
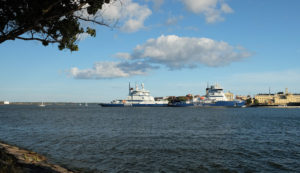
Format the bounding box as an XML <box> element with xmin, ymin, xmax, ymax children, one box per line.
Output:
<box><xmin>39</xmin><ymin>102</ymin><xmax>46</xmax><ymax>107</ymax></box>
<box><xmin>100</xmin><ymin>83</ymin><xmax>168</xmax><ymax>107</ymax></box>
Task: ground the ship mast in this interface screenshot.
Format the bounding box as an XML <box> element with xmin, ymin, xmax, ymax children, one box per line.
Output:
<box><xmin>129</xmin><ymin>82</ymin><xmax>131</xmax><ymax>96</ymax></box>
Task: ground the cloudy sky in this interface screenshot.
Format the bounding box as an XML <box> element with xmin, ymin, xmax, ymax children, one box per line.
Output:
<box><xmin>1</xmin><ymin>0</ymin><xmax>300</xmax><ymax>102</ymax></box>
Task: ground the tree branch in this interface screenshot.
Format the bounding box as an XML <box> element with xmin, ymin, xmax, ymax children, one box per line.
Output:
<box><xmin>73</xmin><ymin>15</ymin><xmax>110</xmax><ymax>27</ymax></box>
<box><xmin>15</xmin><ymin>36</ymin><xmax>58</xmax><ymax>43</ymax></box>
<box><xmin>0</xmin><ymin>0</ymin><xmax>114</xmax><ymax>50</ymax></box>
<box><xmin>42</xmin><ymin>0</ymin><xmax>62</xmax><ymax>15</ymax></box>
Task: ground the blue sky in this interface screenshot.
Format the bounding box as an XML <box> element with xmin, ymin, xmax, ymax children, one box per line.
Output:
<box><xmin>1</xmin><ymin>0</ymin><xmax>300</xmax><ymax>102</ymax></box>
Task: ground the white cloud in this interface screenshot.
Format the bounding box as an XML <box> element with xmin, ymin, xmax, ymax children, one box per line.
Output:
<box><xmin>74</xmin><ymin>0</ymin><xmax>151</xmax><ymax>33</ymax></box>
<box><xmin>145</xmin><ymin>0</ymin><xmax>164</xmax><ymax>10</ymax></box>
<box><xmin>221</xmin><ymin>3</ymin><xmax>233</xmax><ymax>13</ymax></box>
<box><xmin>70</xmin><ymin>35</ymin><xmax>252</xmax><ymax>80</ymax></box>
<box><xmin>68</xmin><ymin>61</ymin><xmax>153</xmax><ymax>79</ymax></box>
<box><xmin>152</xmin><ymin>0</ymin><xmax>164</xmax><ymax>10</ymax></box>
<box><xmin>165</xmin><ymin>16</ymin><xmax>183</xmax><ymax>25</ymax></box>
<box><xmin>101</xmin><ymin>0</ymin><xmax>152</xmax><ymax>32</ymax></box>
<box><xmin>115</xmin><ymin>52</ymin><xmax>131</xmax><ymax>59</ymax></box>
<box><xmin>76</xmin><ymin>33</ymin><xmax>90</xmax><ymax>41</ymax></box>
<box><xmin>117</xmin><ymin>35</ymin><xmax>251</xmax><ymax>69</ymax></box>
<box><xmin>181</xmin><ymin>0</ymin><xmax>233</xmax><ymax>23</ymax></box>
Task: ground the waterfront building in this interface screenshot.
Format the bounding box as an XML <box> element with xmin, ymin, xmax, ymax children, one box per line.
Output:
<box><xmin>255</xmin><ymin>88</ymin><xmax>300</xmax><ymax>105</ymax></box>
<box><xmin>225</xmin><ymin>92</ymin><xmax>234</xmax><ymax>101</ymax></box>
<box><xmin>0</xmin><ymin>101</ymin><xmax>10</xmax><ymax>105</ymax></box>
<box><xmin>235</xmin><ymin>95</ymin><xmax>248</xmax><ymax>101</ymax></box>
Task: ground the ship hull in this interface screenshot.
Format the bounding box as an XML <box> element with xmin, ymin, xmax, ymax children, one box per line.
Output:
<box><xmin>194</xmin><ymin>101</ymin><xmax>245</xmax><ymax>107</ymax></box>
<box><xmin>99</xmin><ymin>103</ymin><xmax>168</xmax><ymax>107</ymax></box>
<box><xmin>168</xmin><ymin>102</ymin><xmax>194</xmax><ymax>107</ymax></box>
<box><xmin>169</xmin><ymin>101</ymin><xmax>245</xmax><ymax>107</ymax></box>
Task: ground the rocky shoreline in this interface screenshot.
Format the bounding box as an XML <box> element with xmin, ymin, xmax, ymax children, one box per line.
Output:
<box><xmin>0</xmin><ymin>142</ymin><xmax>74</xmax><ymax>173</ymax></box>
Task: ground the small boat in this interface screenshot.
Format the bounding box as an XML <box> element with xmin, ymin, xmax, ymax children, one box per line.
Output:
<box><xmin>39</xmin><ymin>102</ymin><xmax>46</xmax><ymax>107</ymax></box>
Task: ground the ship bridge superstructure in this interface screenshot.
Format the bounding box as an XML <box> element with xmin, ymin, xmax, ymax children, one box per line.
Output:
<box><xmin>125</xmin><ymin>83</ymin><xmax>156</xmax><ymax>103</ymax></box>
<box><xmin>205</xmin><ymin>84</ymin><xmax>228</xmax><ymax>101</ymax></box>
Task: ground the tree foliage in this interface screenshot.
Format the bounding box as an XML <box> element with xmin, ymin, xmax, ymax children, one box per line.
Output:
<box><xmin>245</xmin><ymin>98</ymin><xmax>252</xmax><ymax>105</ymax></box>
<box><xmin>254</xmin><ymin>99</ymin><xmax>259</xmax><ymax>105</ymax></box>
<box><xmin>0</xmin><ymin>0</ymin><xmax>113</xmax><ymax>51</ymax></box>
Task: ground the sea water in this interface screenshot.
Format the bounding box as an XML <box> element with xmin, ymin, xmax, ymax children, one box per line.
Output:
<box><xmin>0</xmin><ymin>105</ymin><xmax>300</xmax><ymax>172</ymax></box>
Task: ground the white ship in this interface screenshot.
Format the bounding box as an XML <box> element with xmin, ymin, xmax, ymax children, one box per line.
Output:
<box><xmin>99</xmin><ymin>83</ymin><xmax>168</xmax><ymax>107</ymax></box>
<box><xmin>171</xmin><ymin>84</ymin><xmax>245</xmax><ymax>107</ymax></box>
<box><xmin>194</xmin><ymin>84</ymin><xmax>245</xmax><ymax>107</ymax></box>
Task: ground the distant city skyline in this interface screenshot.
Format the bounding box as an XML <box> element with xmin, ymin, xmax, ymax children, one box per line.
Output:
<box><xmin>1</xmin><ymin>0</ymin><xmax>300</xmax><ymax>102</ymax></box>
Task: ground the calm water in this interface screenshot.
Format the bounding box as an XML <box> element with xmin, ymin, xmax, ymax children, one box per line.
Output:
<box><xmin>0</xmin><ymin>105</ymin><xmax>300</xmax><ymax>172</ymax></box>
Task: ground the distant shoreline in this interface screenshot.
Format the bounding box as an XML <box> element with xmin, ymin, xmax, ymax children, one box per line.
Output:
<box><xmin>1</xmin><ymin>103</ymin><xmax>300</xmax><ymax>108</ymax></box>
<box><xmin>248</xmin><ymin>105</ymin><xmax>300</xmax><ymax>108</ymax></box>
<box><xmin>0</xmin><ymin>102</ymin><xmax>97</xmax><ymax>105</ymax></box>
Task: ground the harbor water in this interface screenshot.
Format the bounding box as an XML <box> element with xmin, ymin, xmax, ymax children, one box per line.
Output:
<box><xmin>0</xmin><ymin>105</ymin><xmax>300</xmax><ymax>172</ymax></box>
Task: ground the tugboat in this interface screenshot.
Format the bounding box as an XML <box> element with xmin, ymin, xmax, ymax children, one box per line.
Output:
<box><xmin>99</xmin><ymin>83</ymin><xmax>168</xmax><ymax>107</ymax></box>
